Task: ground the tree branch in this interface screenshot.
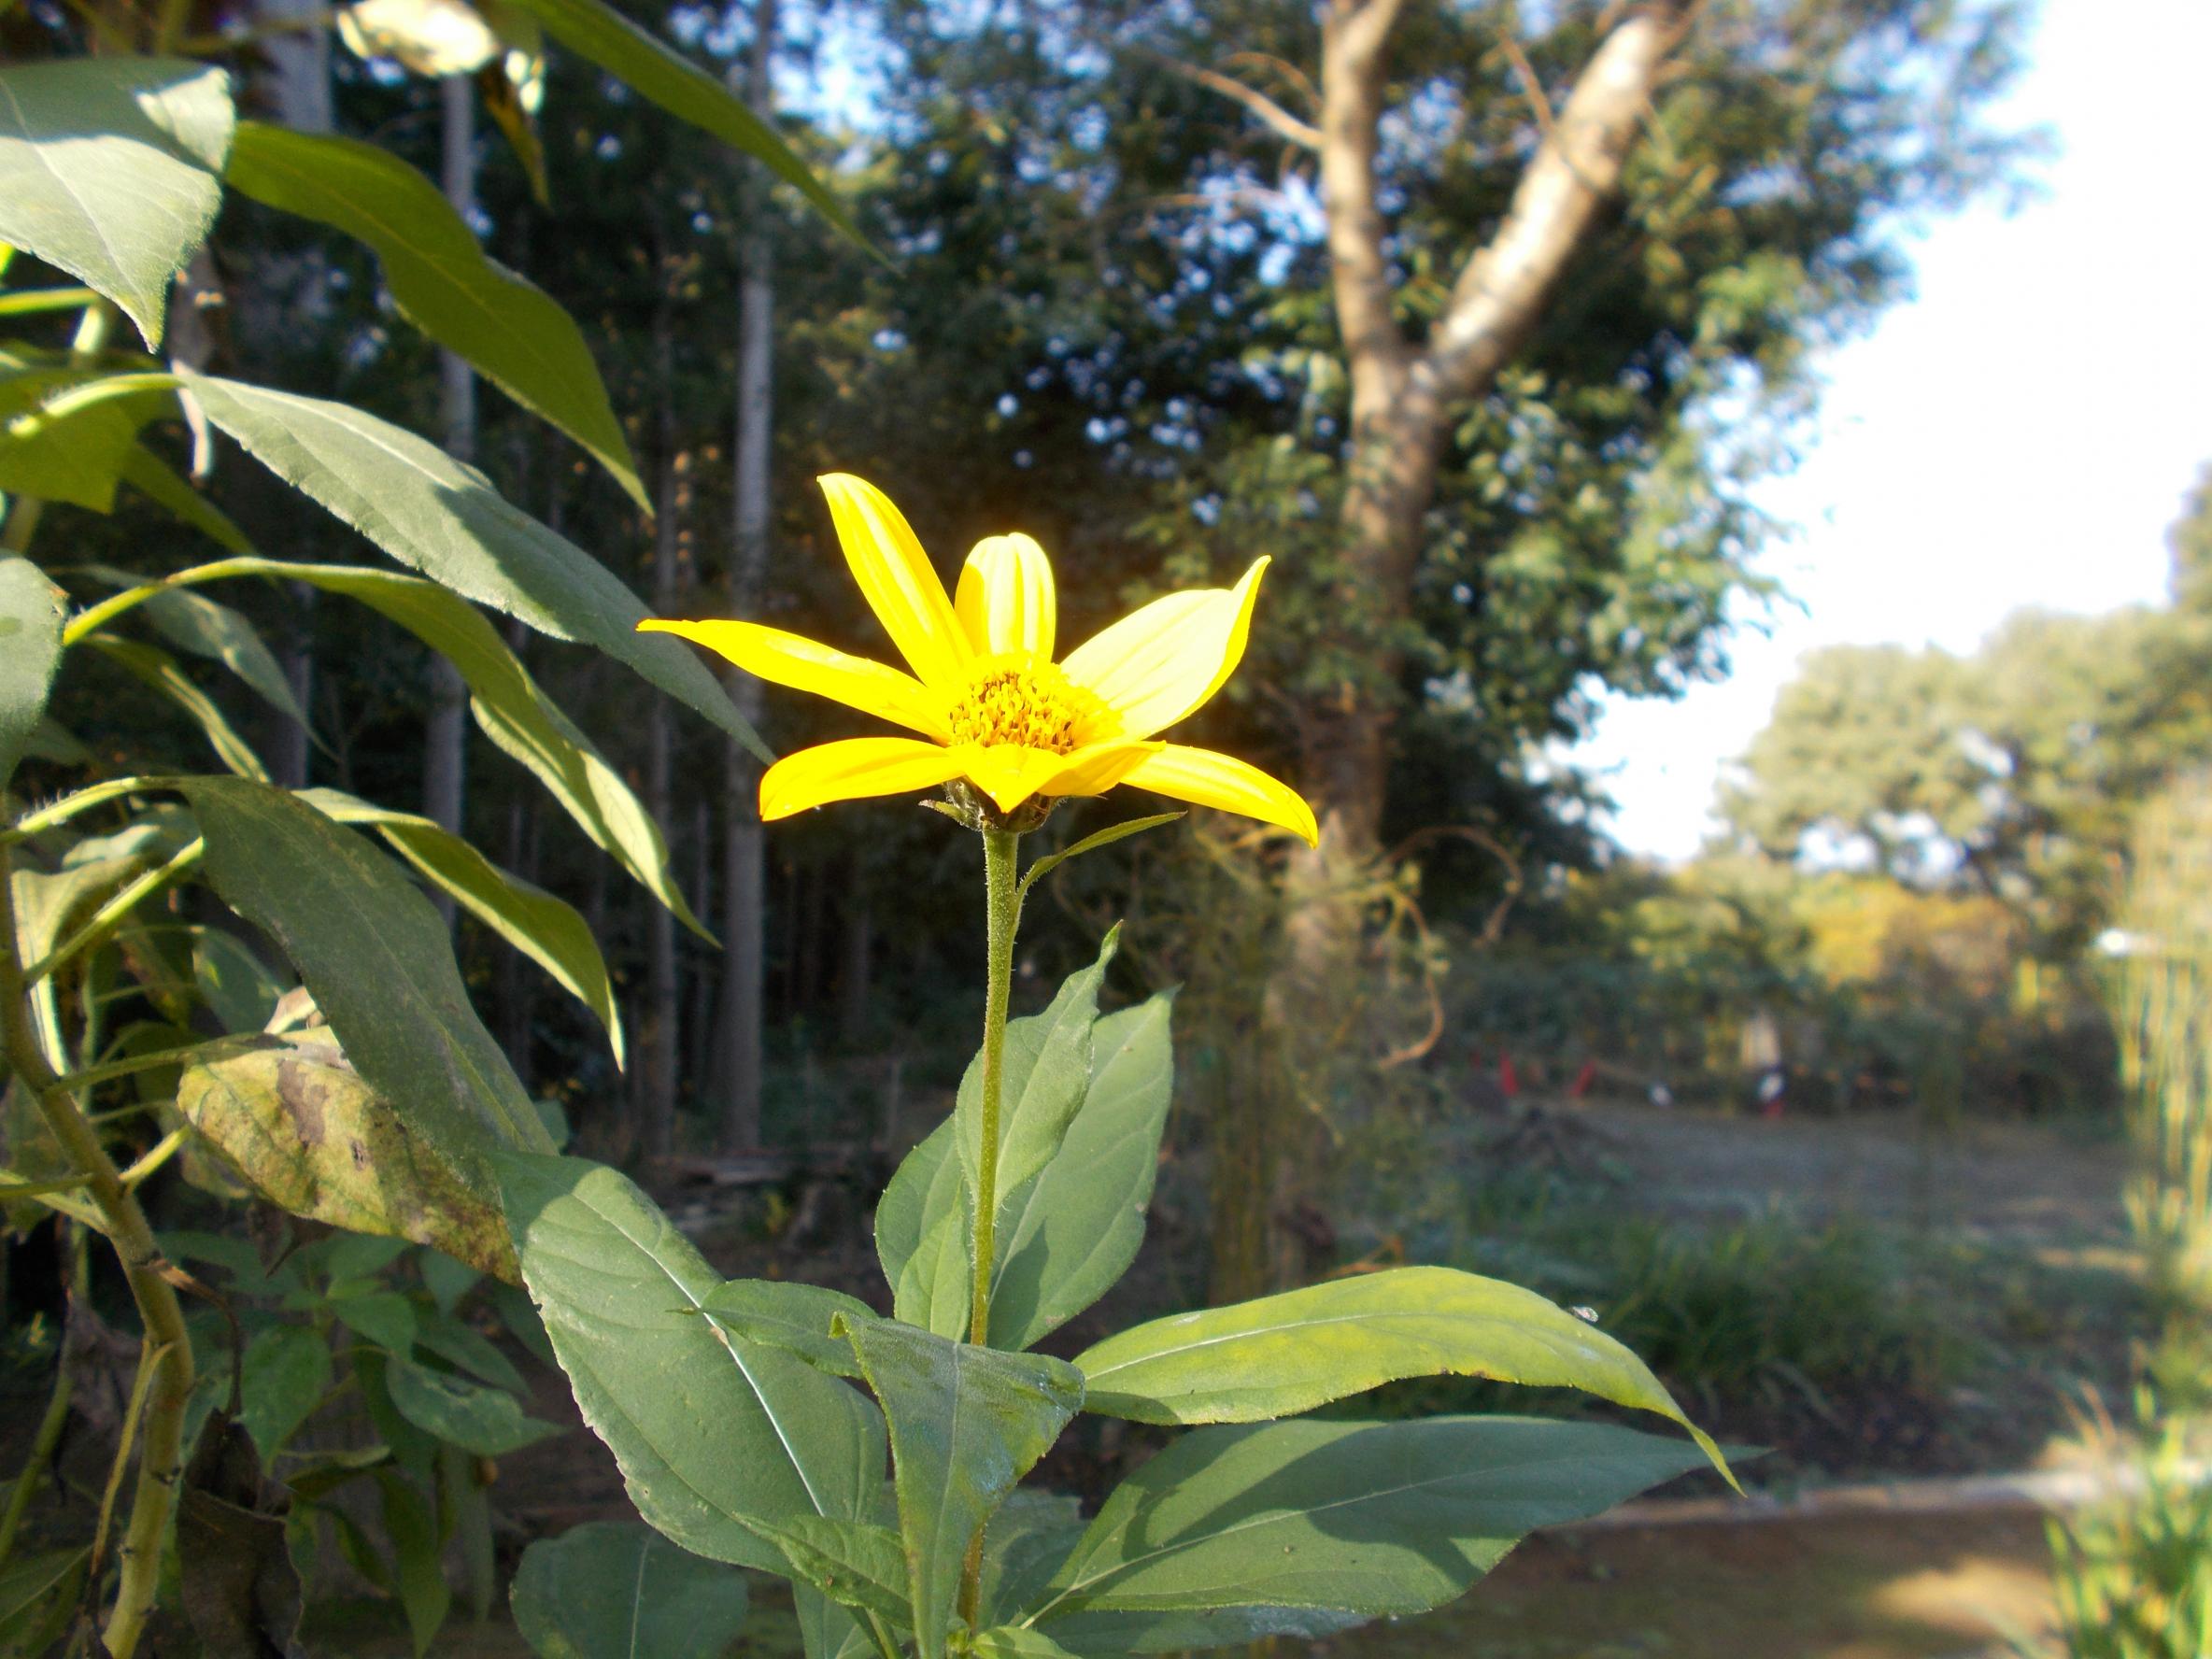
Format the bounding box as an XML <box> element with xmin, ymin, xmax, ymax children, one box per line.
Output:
<box><xmin>1158</xmin><ymin>52</ymin><xmax>1321</xmax><ymax>150</ymax></box>
<box><xmin>1417</xmin><ymin>0</ymin><xmax>1691</xmax><ymax>407</ymax></box>
<box><xmin>1320</xmin><ymin>0</ymin><xmax>1417</xmax><ymax>403</ymax></box>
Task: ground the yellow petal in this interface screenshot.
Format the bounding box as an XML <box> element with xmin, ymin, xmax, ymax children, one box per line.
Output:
<box><xmin>817</xmin><ymin>475</ymin><xmax>972</xmax><ymax>696</ymax></box>
<box><xmin>1118</xmin><ymin>744</ymin><xmax>1316</xmax><ymax>844</ymax></box>
<box><xmin>1058</xmin><ymin>558</ymin><xmax>1269</xmax><ymax>739</ymax></box>
<box><xmin>1039</xmin><ymin>739</ymin><xmax>1163</xmax><ymax>800</ymax></box>
<box><xmin>954</xmin><ymin>533</ymin><xmax>1057</xmax><ymax>659</ymax></box>
<box><xmin>640</xmin><ymin>619</ymin><xmax>951</xmax><ymax>741</ymax></box>
<box><xmin>759</xmin><ymin>737</ymin><xmax>971</xmax><ymax>821</ymax></box>
<box><xmin>953</xmin><ymin>739</ymin><xmax>1147</xmax><ymax>815</ymax></box>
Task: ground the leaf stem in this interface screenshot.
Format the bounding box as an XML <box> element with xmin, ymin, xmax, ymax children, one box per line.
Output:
<box><xmin>0</xmin><ymin>843</ymin><xmax>193</xmax><ymax>1659</ymax></box>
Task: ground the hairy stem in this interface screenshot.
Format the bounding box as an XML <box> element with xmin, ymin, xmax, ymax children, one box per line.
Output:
<box><xmin>967</xmin><ymin>827</ymin><xmax>1023</xmax><ymax>1342</ymax></box>
<box><xmin>0</xmin><ymin>844</ymin><xmax>193</xmax><ymax>1659</ymax></box>
<box><xmin>958</xmin><ymin>826</ymin><xmax>1023</xmax><ymax>1629</ymax></box>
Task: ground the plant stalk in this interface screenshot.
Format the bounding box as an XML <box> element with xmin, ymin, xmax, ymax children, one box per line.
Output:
<box><xmin>958</xmin><ymin>826</ymin><xmax>1023</xmax><ymax>1630</ymax></box>
<box><xmin>967</xmin><ymin>827</ymin><xmax>1023</xmax><ymax>1343</ymax></box>
<box><xmin>0</xmin><ymin>844</ymin><xmax>193</xmax><ymax>1659</ymax></box>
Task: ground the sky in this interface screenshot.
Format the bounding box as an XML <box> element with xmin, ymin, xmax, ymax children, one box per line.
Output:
<box><xmin>1568</xmin><ymin>0</ymin><xmax>2212</xmax><ymax>861</ymax></box>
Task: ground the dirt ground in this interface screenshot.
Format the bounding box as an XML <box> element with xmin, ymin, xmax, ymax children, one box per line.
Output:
<box><xmin>1570</xmin><ymin>1099</ymin><xmax>2127</xmax><ymax>1246</ymax></box>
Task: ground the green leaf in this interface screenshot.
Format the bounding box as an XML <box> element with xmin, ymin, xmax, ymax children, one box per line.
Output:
<box><xmin>0</xmin><ymin>555</ymin><xmax>65</xmax><ymax>793</ymax></box>
<box><xmin>874</xmin><ymin>1121</ymin><xmax>970</xmax><ymax>1340</ymax></box>
<box><xmin>223</xmin><ymin>122</ymin><xmax>646</xmax><ymax>511</ymax></box>
<box><xmin>0</xmin><ymin>1546</ymin><xmax>87</xmax><ymax>1656</ymax></box>
<box><xmin>120</xmin><ymin>443</ymin><xmax>254</xmax><ymax>553</ymax></box>
<box><xmin>82</xmin><ymin>562</ymin><xmax>307</xmax><ymax>728</ymax></box>
<box><xmin>385</xmin><ymin>1356</ymin><xmax>560</xmax><ymax>1455</ymax></box>
<box><xmin>90</xmin><ymin>634</ymin><xmax>268</xmax><ymax>778</ymax></box>
<box><xmin>701</xmin><ymin>1278</ymin><xmax>876</xmax><ymax>1379</ymax></box>
<box><xmin>177</xmin><ymin>1035</ymin><xmax>521</xmax><ymax>1281</ymax></box>
<box><xmin>761</xmin><ymin>1517</ymin><xmax>910</xmax><ymax>1628</ymax></box>
<box><xmin>237</xmin><ymin>1322</ymin><xmax>333</xmax><ymax>1460</ymax></box>
<box><xmin>499</xmin><ymin>0</ymin><xmax>866</xmax><ymax>251</ymax></box>
<box><xmin>377</xmin><ymin>1469</ymin><xmax>450</xmax><ymax>1658</ymax></box>
<box><xmin>299</xmin><ymin>787</ymin><xmax>623</xmax><ymax>1060</ymax></box>
<box><xmin>955</xmin><ymin>929</ymin><xmax>1117</xmax><ymax>1220</ymax></box>
<box><xmin>1074</xmin><ymin>1266</ymin><xmax>1731</xmax><ymax>1484</ymax></box>
<box><xmin>0</xmin><ymin>57</ymin><xmax>234</xmax><ymax>347</ymax></box>
<box><xmin>329</xmin><ymin>1289</ymin><xmax>418</xmax><ymax>1356</ymax></box>
<box><xmin>0</xmin><ymin>358</ymin><xmax>175</xmax><ymax>511</ymax></box>
<box><xmin>1016</xmin><ymin>815</ymin><xmax>1182</xmax><ymax>905</ymax></box>
<box><xmin>833</xmin><ymin>1311</ymin><xmax>1083</xmax><ymax>1659</ymax></box>
<box><xmin>1028</xmin><ymin>1416</ymin><xmax>1714</xmax><ymax>1652</ymax></box>
<box><xmin>970</xmin><ymin>1628</ymin><xmax>1079</xmax><ymax>1659</ymax></box>
<box><xmin>177</xmin><ymin>372</ymin><xmax>769</xmax><ymax>762</ymax></box>
<box><xmin>190</xmin><ymin>927</ymin><xmax>283</xmax><ymax>1033</ymax></box>
<box><xmin>494</xmin><ymin>1150</ymin><xmax>886</xmax><ymax>1571</ymax></box>
<box><xmin>180</xmin><ymin>775</ymin><xmax>555</xmax><ymax>1183</ymax></box>
<box><xmin>165</xmin><ymin>557</ymin><xmax>702</xmax><ymax>932</ymax></box>
<box><xmin>415</xmin><ymin>1305</ymin><xmax>524</xmax><ymax>1395</ymax></box>
<box><xmin>511</xmin><ymin>1521</ymin><xmax>752</xmax><ymax>1659</ymax></box>
<box><xmin>795</xmin><ymin>1587</ymin><xmax>875</xmax><ymax>1659</ymax></box>
<box><xmin>879</xmin><ymin>988</ymin><xmax>1174</xmax><ymax>1352</ymax></box>
<box><xmin>979</xmin><ymin>1493</ymin><xmax>1085</xmax><ymax>1629</ymax></box>
<box><xmin>988</xmin><ymin>993</ymin><xmax>1174</xmax><ymax>1350</ymax></box>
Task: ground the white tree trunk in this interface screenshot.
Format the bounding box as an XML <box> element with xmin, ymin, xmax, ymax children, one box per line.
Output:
<box><xmin>716</xmin><ymin>0</ymin><xmax>777</xmax><ymax>1153</ymax></box>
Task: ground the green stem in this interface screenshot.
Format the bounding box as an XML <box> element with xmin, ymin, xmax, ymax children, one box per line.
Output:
<box><xmin>0</xmin><ymin>844</ymin><xmax>192</xmax><ymax>1659</ymax></box>
<box><xmin>967</xmin><ymin>827</ymin><xmax>1023</xmax><ymax>1345</ymax></box>
<box><xmin>2</xmin><ymin>777</ymin><xmax>182</xmax><ymax>844</ymax></box>
<box><xmin>23</xmin><ymin>837</ymin><xmax>205</xmax><ymax>984</ymax></box>
<box><xmin>0</xmin><ymin>1352</ymin><xmax>73</xmax><ymax>1572</ymax></box>
<box><xmin>957</xmin><ymin>827</ymin><xmax>1023</xmax><ymax>1634</ymax></box>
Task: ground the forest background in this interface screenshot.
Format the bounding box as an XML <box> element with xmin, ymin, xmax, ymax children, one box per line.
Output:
<box><xmin>15</xmin><ymin>0</ymin><xmax>2206</xmax><ymax>1316</ymax></box>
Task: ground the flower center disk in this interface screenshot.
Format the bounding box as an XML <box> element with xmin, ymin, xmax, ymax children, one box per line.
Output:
<box><xmin>948</xmin><ymin>661</ymin><xmax>1100</xmax><ymax>754</ymax></box>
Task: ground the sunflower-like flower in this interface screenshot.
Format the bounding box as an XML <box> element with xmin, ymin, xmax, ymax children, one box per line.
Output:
<box><xmin>641</xmin><ymin>475</ymin><xmax>1316</xmax><ymax>844</ymax></box>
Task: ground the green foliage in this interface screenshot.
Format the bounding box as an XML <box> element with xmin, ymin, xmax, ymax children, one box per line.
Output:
<box><xmin>495</xmin><ymin>1151</ymin><xmax>887</xmax><ymax>1573</ymax></box>
<box><xmin>1724</xmin><ymin>580</ymin><xmax>2212</xmax><ymax>961</ymax></box>
<box><xmin>2111</xmin><ymin>776</ymin><xmax>2212</xmax><ymax>1322</ymax></box>
<box><xmin>1074</xmin><ymin>1265</ymin><xmax>1729</xmax><ymax>1480</ymax></box>
<box><xmin>222</xmin><ymin>121</ymin><xmax>648</xmax><ymax>509</ymax></box>
<box><xmin>1434</xmin><ymin>1182</ymin><xmax>1963</xmax><ymax>1419</ymax></box>
<box><xmin>0</xmin><ymin>58</ymin><xmax>233</xmax><ymax>347</ymax></box>
<box><xmin>1024</xmin><ymin>1416</ymin><xmax>1713</xmax><ymax>1652</ymax></box>
<box><xmin>0</xmin><ymin>558</ymin><xmax>64</xmax><ymax>792</ymax></box>
<box><xmin>510</xmin><ymin>1521</ymin><xmax>752</xmax><ymax>1659</ymax></box>
<box><xmin>0</xmin><ymin>7</ymin><xmax>860</xmax><ymax>1648</ymax></box>
<box><xmin>176</xmin><ymin>371</ymin><xmax>768</xmax><ymax>761</ymax></box>
<box><xmin>2036</xmin><ymin>1400</ymin><xmax>2212</xmax><ymax>1659</ymax></box>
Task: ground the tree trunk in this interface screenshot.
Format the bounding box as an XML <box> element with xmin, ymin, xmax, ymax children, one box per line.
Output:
<box><xmin>715</xmin><ymin>0</ymin><xmax>777</xmax><ymax>1154</ymax></box>
<box><xmin>424</xmin><ymin>73</ymin><xmax>477</xmax><ymax>923</ymax></box>
<box><xmin>1232</xmin><ymin>0</ymin><xmax>1690</xmax><ymax>1288</ymax></box>
<box><xmin>638</xmin><ymin>354</ymin><xmax>688</xmax><ymax>1160</ymax></box>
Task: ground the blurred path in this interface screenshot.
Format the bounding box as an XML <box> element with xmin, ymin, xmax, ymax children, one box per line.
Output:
<box><xmin>1575</xmin><ymin>1101</ymin><xmax>2127</xmax><ymax>1246</ymax></box>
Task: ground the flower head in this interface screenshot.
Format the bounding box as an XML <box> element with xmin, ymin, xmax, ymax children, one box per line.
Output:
<box><xmin>640</xmin><ymin>475</ymin><xmax>1316</xmax><ymax>844</ymax></box>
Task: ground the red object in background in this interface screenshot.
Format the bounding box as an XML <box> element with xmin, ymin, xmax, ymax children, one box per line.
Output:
<box><xmin>1569</xmin><ymin>1059</ymin><xmax>1596</xmax><ymax>1099</ymax></box>
<box><xmin>1499</xmin><ymin>1054</ymin><xmax>1519</xmax><ymax>1099</ymax></box>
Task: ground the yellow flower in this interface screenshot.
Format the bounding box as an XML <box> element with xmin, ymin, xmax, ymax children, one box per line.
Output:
<box><xmin>640</xmin><ymin>475</ymin><xmax>1316</xmax><ymax>844</ymax></box>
